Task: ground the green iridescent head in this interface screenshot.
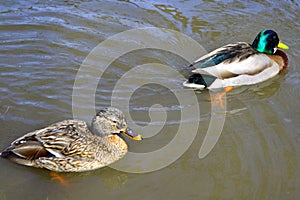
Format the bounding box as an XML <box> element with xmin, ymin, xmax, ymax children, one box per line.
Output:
<box><xmin>251</xmin><ymin>30</ymin><xmax>288</xmax><ymax>54</ymax></box>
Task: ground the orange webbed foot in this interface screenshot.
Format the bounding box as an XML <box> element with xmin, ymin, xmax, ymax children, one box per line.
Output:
<box><xmin>209</xmin><ymin>86</ymin><xmax>233</xmax><ymax>108</ymax></box>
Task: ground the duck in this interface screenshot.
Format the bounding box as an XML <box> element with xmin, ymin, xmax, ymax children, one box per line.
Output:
<box><xmin>0</xmin><ymin>107</ymin><xmax>142</xmax><ymax>172</ymax></box>
<box><xmin>183</xmin><ymin>30</ymin><xmax>289</xmax><ymax>97</ymax></box>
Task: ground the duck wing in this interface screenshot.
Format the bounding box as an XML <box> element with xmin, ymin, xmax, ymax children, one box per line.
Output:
<box><xmin>0</xmin><ymin>120</ymin><xmax>92</xmax><ymax>166</ymax></box>
<box><xmin>192</xmin><ymin>41</ymin><xmax>278</xmax><ymax>76</ymax></box>
<box><xmin>192</xmin><ymin>53</ymin><xmax>275</xmax><ymax>78</ymax></box>
<box><xmin>190</xmin><ymin>42</ymin><xmax>256</xmax><ymax>69</ymax></box>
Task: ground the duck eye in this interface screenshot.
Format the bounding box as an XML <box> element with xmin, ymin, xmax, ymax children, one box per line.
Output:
<box><xmin>112</xmin><ymin>120</ymin><xmax>117</xmax><ymax>123</ymax></box>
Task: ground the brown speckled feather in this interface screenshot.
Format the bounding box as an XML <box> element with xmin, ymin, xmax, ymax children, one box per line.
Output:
<box><xmin>1</xmin><ymin>107</ymin><xmax>141</xmax><ymax>172</ymax></box>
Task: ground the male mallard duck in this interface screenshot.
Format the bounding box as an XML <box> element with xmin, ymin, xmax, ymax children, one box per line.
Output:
<box><xmin>183</xmin><ymin>30</ymin><xmax>289</xmax><ymax>94</ymax></box>
<box><xmin>0</xmin><ymin>107</ymin><xmax>142</xmax><ymax>172</ymax></box>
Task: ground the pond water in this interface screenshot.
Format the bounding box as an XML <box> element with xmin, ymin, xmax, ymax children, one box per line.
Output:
<box><xmin>0</xmin><ymin>0</ymin><xmax>299</xmax><ymax>199</ymax></box>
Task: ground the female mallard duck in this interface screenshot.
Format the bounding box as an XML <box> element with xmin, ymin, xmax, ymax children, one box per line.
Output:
<box><xmin>183</xmin><ymin>30</ymin><xmax>289</xmax><ymax>93</ymax></box>
<box><xmin>0</xmin><ymin>107</ymin><xmax>142</xmax><ymax>172</ymax></box>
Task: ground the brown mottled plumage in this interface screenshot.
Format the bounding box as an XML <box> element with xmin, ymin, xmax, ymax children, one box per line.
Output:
<box><xmin>0</xmin><ymin>107</ymin><xmax>142</xmax><ymax>172</ymax></box>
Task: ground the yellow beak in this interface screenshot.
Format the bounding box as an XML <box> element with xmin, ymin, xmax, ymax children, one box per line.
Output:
<box><xmin>278</xmin><ymin>41</ymin><xmax>289</xmax><ymax>50</ymax></box>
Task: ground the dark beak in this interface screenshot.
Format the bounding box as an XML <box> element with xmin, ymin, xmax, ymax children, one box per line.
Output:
<box><xmin>121</xmin><ymin>127</ymin><xmax>142</xmax><ymax>141</ymax></box>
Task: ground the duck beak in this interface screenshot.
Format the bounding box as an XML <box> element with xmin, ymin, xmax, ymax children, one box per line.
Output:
<box><xmin>278</xmin><ymin>41</ymin><xmax>289</xmax><ymax>50</ymax></box>
<box><xmin>122</xmin><ymin>127</ymin><xmax>142</xmax><ymax>140</ymax></box>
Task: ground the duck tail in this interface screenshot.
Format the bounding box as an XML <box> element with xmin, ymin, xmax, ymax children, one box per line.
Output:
<box><xmin>0</xmin><ymin>149</ymin><xmax>11</xmax><ymax>158</ymax></box>
<box><xmin>183</xmin><ymin>74</ymin><xmax>217</xmax><ymax>89</ymax></box>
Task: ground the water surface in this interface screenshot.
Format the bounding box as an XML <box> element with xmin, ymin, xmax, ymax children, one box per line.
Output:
<box><xmin>0</xmin><ymin>0</ymin><xmax>299</xmax><ymax>199</ymax></box>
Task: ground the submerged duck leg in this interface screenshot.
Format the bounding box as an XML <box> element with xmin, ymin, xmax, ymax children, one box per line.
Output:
<box><xmin>210</xmin><ymin>86</ymin><xmax>233</xmax><ymax>108</ymax></box>
<box><xmin>50</xmin><ymin>172</ymin><xmax>69</xmax><ymax>188</ymax></box>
